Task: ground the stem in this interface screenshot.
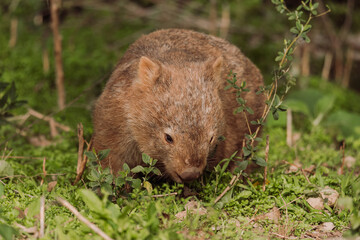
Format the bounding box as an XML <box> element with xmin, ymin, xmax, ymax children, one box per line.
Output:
<box><xmin>214</xmin><ymin>173</ymin><xmax>241</xmax><ymax>204</ymax></box>
<box><xmin>243</xmin><ymin>111</ymin><xmax>252</xmax><ymax>135</ymax></box>
<box><xmin>279</xmin><ymin>15</ymin><xmax>313</xmax><ymax>68</ymax></box>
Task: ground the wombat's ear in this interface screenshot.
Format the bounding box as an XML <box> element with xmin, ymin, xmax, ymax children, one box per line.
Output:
<box><xmin>211</xmin><ymin>56</ymin><xmax>224</xmax><ymax>88</ymax></box>
<box><xmin>137</xmin><ymin>56</ymin><xmax>161</xmax><ymax>86</ymax></box>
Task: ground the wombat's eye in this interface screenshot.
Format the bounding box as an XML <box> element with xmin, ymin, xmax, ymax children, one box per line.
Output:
<box><xmin>209</xmin><ymin>136</ymin><xmax>214</xmax><ymax>144</ymax></box>
<box><xmin>165</xmin><ymin>134</ymin><xmax>174</xmax><ymax>144</ymax></box>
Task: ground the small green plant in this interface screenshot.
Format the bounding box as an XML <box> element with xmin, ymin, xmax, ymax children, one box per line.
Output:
<box><xmin>85</xmin><ymin>149</ymin><xmax>114</xmax><ymax>194</ymax></box>
<box><xmin>225</xmin><ymin>72</ymin><xmax>268</xmax><ymax>170</ymax></box>
<box><xmin>129</xmin><ymin>153</ymin><xmax>162</xmax><ymax>194</ymax></box>
<box><xmin>86</xmin><ymin>150</ymin><xmax>161</xmax><ymax>196</ymax></box>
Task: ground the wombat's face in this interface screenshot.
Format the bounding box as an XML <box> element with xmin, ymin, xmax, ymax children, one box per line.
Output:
<box><xmin>127</xmin><ymin>56</ymin><xmax>225</xmax><ymax>183</ymax></box>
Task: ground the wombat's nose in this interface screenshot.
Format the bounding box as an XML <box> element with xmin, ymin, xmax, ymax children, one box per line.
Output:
<box><xmin>179</xmin><ymin>168</ymin><xmax>201</xmax><ymax>182</ymax></box>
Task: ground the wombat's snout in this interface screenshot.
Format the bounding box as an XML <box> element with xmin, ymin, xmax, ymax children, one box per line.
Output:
<box><xmin>179</xmin><ymin>167</ymin><xmax>202</xmax><ymax>182</ymax></box>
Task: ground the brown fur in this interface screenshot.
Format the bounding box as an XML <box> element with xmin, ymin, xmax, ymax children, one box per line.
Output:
<box><xmin>92</xmin><ymin>29</ymin><xmax>265</xmax><ymax>183</ymax></box>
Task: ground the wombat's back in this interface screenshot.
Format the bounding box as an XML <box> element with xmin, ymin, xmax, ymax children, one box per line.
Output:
<box><xmin>93</xmin><ymin>29</ymin><xmax>265</xmax><ymax>182</ymax></box>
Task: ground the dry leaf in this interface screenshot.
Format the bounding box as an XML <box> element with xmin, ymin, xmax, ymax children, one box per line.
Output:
<box><xmin>254</xmin><ymin>207</ymin><xmax>281</xmax><ymax>223</ymax></box>
<box><xmin>307</xmin><ymin>197</ymin><xmax>324</xmax><ymax>210</ymax></box>
<box><xmin>320</xmin><ymin>186</ymin><xmax>339</xmax><ymax>207</ymax></box>
<box><xmin>286</xmin><ymin>160</ymin><xmax>302</xmax><ymax>174</ymax></box>
<box><xmin>15</xmin><ymin>207</ymin><xmax>26</xmax><ymax>219</ymax></box>
<box><xmin>47</xmin><ymin>181</ymin><xmax>57</xmax><ymax>192</ymax></box>
<box><xmin>318</xmin><ymin>222</ymin><xmax>335</xmax><ymax>232</ymax></box>
<box><xmin>303</xmin><ymin>165</ymin><xmax>316</xmax><ymax>173</ymax></box>
<box><xmin>344</xmin><ymin>156</ymin><xmax>356</xmax><ymax>168</ymax></box>
<box><xmin>175</xmin><ymin>200</ymin><xmax>207</xmax><ymax>221</ymax></box>
<box><xmin>175</xmin><ymin>210</ymin><xmax>187</xmax><ymax>220</ymax></box>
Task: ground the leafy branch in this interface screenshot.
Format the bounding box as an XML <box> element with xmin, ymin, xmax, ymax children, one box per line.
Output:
<box><xmin>244</xmin><ymin>0</ymin><xmax>329</xmax><ymax>154</ymax></box>
<box><xmin>216</xmin><ymin>0</ymin><xmax>330</xmax><ymax>203</ymax></box>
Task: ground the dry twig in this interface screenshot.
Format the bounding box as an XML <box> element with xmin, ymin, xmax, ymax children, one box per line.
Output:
<box><xmin>286</xmin><ymin>109</ymin><xmax>292</xmax><ymax>147</ymax></box>
<box><xmin>9</xmin><ymin>108</ymin><xmax>71</xmax><ymax>139</ymax></box>
<box><xmin>9</xmin><ymin>18</ymin><xmax>18</xmax><ymax>48</ymax></box>
<box><xmin>76</xmin><ymin>123</ymin><xmax>85</xmax><ymax>175</ymax></box>
<box><xmin>56</xmin><ymin>197</ymin><xmax>113</xmax><ymax>240</ymax></box>
<box><xmin>263</xmin><ymin>135</ymin><xmax>269</xmax><ymax>192</ymax></box>
<box><xmin>73</xmin><ymin>124</ymin><xmax>92</xmax><ymax>185</ymax></box>
<box><xmin>50</xmin><ymin>0</ymin><xmax>66</xmax><ymax>110</ymax></box>
<box><xmin>214</xmin><ymin>174</ymin><xmax>240</xmax><ymax>204</ymax></box>
<box><xmin>280</xmin><ymin>194</ymin><xmax>289</xmax><ymax>238</ymax></box>
<box><xmin>301</xmin><ymin>168</ymin><xmax>311</xmax><ymax>184</ymax></box>
<box><xmin>151</xmin><ymin>192</ymin><xmax>178</xmax><ymax>198</ymax></box>
<box><xmin>39</xmin><ymin>195</ymin><xmax>45</xmax><ymax>238</ymax></box>
<box><xmin>340</xmin><ymin>141</ymin><xmax>346</xmax><ymax>175</ymax></box>
<box><xmin>40</xmin><ymin>157</ymin><xmax>47</xmax><ymax>186</ymax></box>
<box><xmin>278</xmin><ymin>195</ymin><xmax>304</xmax><ymax>210</ymax></box>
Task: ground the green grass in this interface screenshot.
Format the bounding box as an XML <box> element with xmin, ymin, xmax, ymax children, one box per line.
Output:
<box><xmin>1</xmin><ymin>124</ymin><xmax>359</xmax><ymax>239</ymax></box>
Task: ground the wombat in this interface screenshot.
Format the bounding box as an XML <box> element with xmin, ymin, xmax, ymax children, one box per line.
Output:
<box><xmin>92</xmin><ymin>29</ymin><xmax>265</xmax><ymax>183</ymax></box>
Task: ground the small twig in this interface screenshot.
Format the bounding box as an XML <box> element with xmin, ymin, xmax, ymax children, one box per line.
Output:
<box><xmin>50</xmin><ymin>0</ymin><xmax>66</xmax><ymax>110</ymax></box>
<box><xmin>56</xmin><ymin>197</ymin><xmax>113</xmax><ymax>240</ymax></box>
<box><xmin>13</xmin><ymin>189</ymin><xmax>35</xmax><ymax>198</ymax></box>
<box><xmin>73</xmin><ymin>126</ymin><xmax>92</xmax><ymax>185</ymax></box>
<box><xmin>28</xmin><ymin>108</ymin><xmax>70</xmax><ymax>132</ymax></box>
<box><xmin>339</xmin><ymin>0</ymin><xmax>354</xmax><ymax>42</ymax></box>
<box><xmin>342</xmin><ymin>47</ymin><xmax>354</xmax><ymax>87</ymax></box>
<box><xmin>286</xmin><ymin>109</ymin><xmax>292</xmax><ymax>147</ymax></box>
<box><xmin>14</xmin><ymin>223</ymin><xmax>38</xmax><ymax>235</ymax></box>
<box><xmin>321</xmin><ymin>51</ymin><xmax>333</xmax><ymax>81</ymax></box>
<box><xmin>1</xmin><ymin>148</ymin><xmax>13</xmax><ymax>162</ymax></box>
<box><xmin>49</xmin><ymin>118</ymin><xmax>59</xmax><ymax>138</ymax></box>
<box><xmin>81</xmin><ymin>178</ymin><xmax>88</xmax><ymax>189</ymax></box>
<box><xmin>0</xmin><ymin>173</ymin><xmax>65</xmax><ymax>180</ymax></box>
<box><xmin>208</xmin><ymin>0</ymin><xmax>217</xmax><ymax>35</ymax></box>
<box><xmin>6</xmin><ymin>155</ymin><xmax>46</xmax><ymax>160</ymax></box>
<box><xmin>279</xmin><ymin>195</ymin><xmax>303</xmax><ymax>210</ymax></box>
<box><xmin>248</xmin><ymin>208</ymin><xmax>259</xmax><ymax>223</ymax></box>
<box><xmin>340</xmin><ymin>141</ymin><xmax>346</xmax><ymax>175</ymax></box>
<box><xmin>263</xmin><ymin>135</ymin><xmax>269</xmax><ymax>192</ymax></box>
<box><xmin>9</xmin><ymin>18</ymin><xmax>18</xmax><ymax>48</ymax></box>
<box><xmin>279</xmin><ymin>194</ymin><xmax>289</xmax><ymax>238</ymax></box>
<box><xmin>76</xmin><ymin>123</ymin><xmax>84</xmax><ymax>175</ymax></box>
<box><xmin>301</xmin><ymin>168</ymin><xmax>311</xmax><ymax>184</ymax></box>
<box><xmin>243</xmin><ymin>111</ymin><xmax>252</xmax><ymax>135</ymax></box>
<box><xmin>214</xmin><ymin>173</ymin><xmax>240</xmax><ymax>204</ymax></box>
<box><xmin>41</xmin><ymin>157</ymin><xmax>47</xmax><ymax>186</ymax></box>
<box><xmin>151</xmin><ymin>192</ymin><xmax>178</xmax><ymax>198</ymax></box>
<box><xmin>39</xmin><ymin>195</ymin><xmax>45</xmax><ymax>238</ymax></box>
<box><xmin>219</xmin><ymin>3</ymin><xmax>230</xmax><ymax>39</ymax></box>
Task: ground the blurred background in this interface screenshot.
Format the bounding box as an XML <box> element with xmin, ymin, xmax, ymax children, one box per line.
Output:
<box><xmin>1</xmin><ymin>0</ymin><xmax>360</xmax><ymax>143</ymax></box>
